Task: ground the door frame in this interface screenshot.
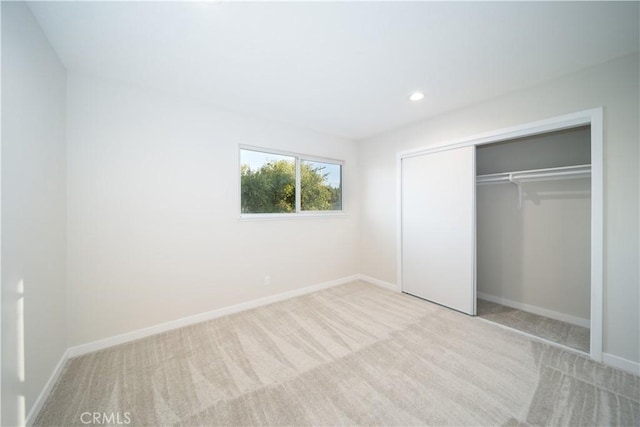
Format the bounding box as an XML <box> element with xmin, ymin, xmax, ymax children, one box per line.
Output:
<box><xmin>396</xmin><ymin>107</ymin><xmax>604</xmax><ymax>362</ymax></box>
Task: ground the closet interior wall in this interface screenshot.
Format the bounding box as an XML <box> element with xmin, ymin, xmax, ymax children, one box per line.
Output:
<box><xmin>476</xmin><ymin>126</ymin><xmax>592</xmax><ymax>326</ymax></box>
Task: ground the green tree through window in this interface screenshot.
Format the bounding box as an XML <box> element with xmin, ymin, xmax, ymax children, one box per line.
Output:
<box><xmin>240</xmin><ymin>149</ymin><xmax>342</xmax><ymax>214</ymax></box>
<box><xmin>301</xmin><ymin>160</ymin><xmax>342</xmax><ymax>211</ymax></box>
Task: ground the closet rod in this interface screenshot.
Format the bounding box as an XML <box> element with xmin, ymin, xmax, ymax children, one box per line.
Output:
<box><xmin>476</xmin><ymin>164</ymin><xmax>591</xmax><ymax>208</ymax></box>
<box><xmin>476</xmin><ymin>164</ymin><xmax>591</xmax><ymax>185</ymax></box>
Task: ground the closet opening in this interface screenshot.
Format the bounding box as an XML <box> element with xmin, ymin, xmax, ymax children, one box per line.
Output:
<box><xmin>398</xmin><ymin>108</ymin><xmax>603</xmax><ymax>360</ymax></box>
<box><xmin>475</xmin><ymin>125</ymin><xmax>591</xmax><ymax>354</ymax></box>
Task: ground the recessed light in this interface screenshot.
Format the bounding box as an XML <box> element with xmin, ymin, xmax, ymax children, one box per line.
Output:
<box><xmin>409</xmin><ymin>92</ymin><xmax>424</xmax><ymax>102</ymax></box>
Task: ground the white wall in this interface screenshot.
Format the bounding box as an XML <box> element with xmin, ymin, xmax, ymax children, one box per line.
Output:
<box><xmin>475</xmin><ymin>126</ymin><xmax>591</xmax><ymax>175</ymax></box>
<box><xmin>66</xmin><ymin>74</ymin><xmax>360</xmax><ymax>346</ymax></box>
<box><xmin>477</xmin><ymin>180</ymin><xmax>591</xmax><ymax>321</ymax></box>
<box><xmin>1</xmin><ymin>2</ymin><xmax>67</xmax><ymax>425</ymax></box>
<box><xmin>358</xmin><ymin>53</ymin><xmax>639</xmax><ymax>363</ymax></box>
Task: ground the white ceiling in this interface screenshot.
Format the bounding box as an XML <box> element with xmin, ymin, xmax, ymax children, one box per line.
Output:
<box><xmin>28</xmin><ymin>1</ymin><xmax>639</xmax><ymax>140</ymax></box>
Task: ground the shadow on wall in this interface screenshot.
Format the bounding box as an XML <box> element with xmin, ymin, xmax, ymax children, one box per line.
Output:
<box><xmin>521</xmin><ymin>179</ymin><xmax>591</xmax><ymax>205</ymax></box>
<box><xmin>476</xmin><ymin>183</ymin><xmax>524</xmax><ymax>302</ymax></box>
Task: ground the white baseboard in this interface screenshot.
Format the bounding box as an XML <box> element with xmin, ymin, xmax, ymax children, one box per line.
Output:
<box><xmin>603</xmin><ymin>353</ymin><xmax>640</xmax><ymax>376</ymax></box>
<box><xmin>25</xmin><ymin>349</ymin><xmax>70</xmax><ymax>426</ymax></box>
<box><xmin>477</xmin><ymin>291</ymin><xmax>590</xmax><ymax>328</ymax></box>
<box><xmin>67</xmin><ymin>274</ymin><xmax>360</xmax><ymax>358</ymax></box>
<box><xmin>30</xmin><ymin>274</ymin><xmax>638</xmax><ymax>427</ymax></box>
<box><xmin>357</xmin><ymin>274</ymin><xmax>399</xmax><ymax>292</ymax></box>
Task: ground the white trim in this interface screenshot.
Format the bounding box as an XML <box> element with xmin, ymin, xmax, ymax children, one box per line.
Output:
<box><xmin>589</xmin><ymin>112</ymin><xmax>604</xmax><ymax>362</ymax></box>
<box><xmin>602</xmin><ymin>353</ymin><xmax>640</xmax><ymax>376</ymax></box>
<box><xmin>471</xmin><ymin>148</ymin><xmax>477</xmax><ymax>315</ymax></box>
<box><xmin>0</xmin><ymin>5</ymin><xmax>3</xmax><ymax>424</ymax></box>
<box><xmin>357</xmin><ymin>274</ymin><xmax>399</xmax><ymax>292</ymax></box>
<box><xmin>477</xmin><ymin>292</ymin><xmax>590</xmax><ymax>328</ymax></box>
<box><xmin>25</xmin><ymin>349</ymin><xmax>70</xmax><ymax>426</ymax></box>
<box><xmin>396</xmin><ymin>155</ymin><xmax>403</xmax><ymax>299</ymax></box>
<box><xmin>295</xmin><ymin>154</ymin><xmax>302</xmax><ymax>213</ymax></box>
<box><xmin>67</xmin><ymin>275</ymin><xmax>359</xmax><ymax>358</ymax></box>
<box><xmin>396</xmin><ymin>109</ymin><xmax>598</xmax><ymax>159</ymax></box>
<box><xmin>397</xmin><ymin>108</ymin><xmax>604</xmax><ymax>362</ymax></box>
<box><xmin>238</xmin><ymin>212</ymin><xmax>348</xmax><ymax>221</ymax></box>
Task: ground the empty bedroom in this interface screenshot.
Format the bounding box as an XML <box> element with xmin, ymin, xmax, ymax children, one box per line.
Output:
<box><xmin>1</xmin><ymin>1</ymin><xmax>639</xmax><ymax>426</ymax></box>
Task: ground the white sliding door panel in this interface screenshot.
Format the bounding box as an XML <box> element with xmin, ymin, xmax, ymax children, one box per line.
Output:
<box><xmin>401</xmin><ymin>146</ymin><xmax>476</xmax><ymax>315</ymax></box>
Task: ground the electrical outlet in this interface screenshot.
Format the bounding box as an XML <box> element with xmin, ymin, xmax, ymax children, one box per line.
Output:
<box><xmin>264</xmin><ymin>275</ymin><xmax>271</xmax><ymax>285</ymax></box>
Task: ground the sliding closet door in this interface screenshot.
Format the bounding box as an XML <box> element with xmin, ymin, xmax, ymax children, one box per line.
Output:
<box><xmin>401</xmin><ymin>146</ymin><xmax>476</xmax><ymax>315</ymax></box>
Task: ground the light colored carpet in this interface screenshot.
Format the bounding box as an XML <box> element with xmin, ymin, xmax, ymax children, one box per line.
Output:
<box><xmin>36</xmin><ymin>281</ymin><xmax>639</xmax><ymax>426</ymax></box>
<box><xmin>477</xmin><ymin>299</ymin><xmax>590</xmax><ymax>353</ymax></box>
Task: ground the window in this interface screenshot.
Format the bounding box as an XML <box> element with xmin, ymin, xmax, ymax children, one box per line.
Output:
<box><xmin>240</xmin><ymin>147</ymin><xmax>343</xmax><ymax>216</ymax></box>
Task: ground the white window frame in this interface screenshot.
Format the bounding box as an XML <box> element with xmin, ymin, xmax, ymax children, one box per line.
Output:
<box><xmin>238</xmin><ymin>145</ymin><xmax>345</xmax><ymax>220</ymax></box>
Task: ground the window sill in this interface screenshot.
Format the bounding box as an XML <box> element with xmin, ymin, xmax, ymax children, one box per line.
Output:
<box><xmin>239</xmin><ymin>212</ymin><xmax>347</xmax><ymax>221</ymax></box>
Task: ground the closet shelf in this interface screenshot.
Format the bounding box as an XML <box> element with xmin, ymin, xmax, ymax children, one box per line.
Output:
<box><xmin>476</xmin><ymin>164</ymin><xmax>591</xmax><ymax>185</ymax></box>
